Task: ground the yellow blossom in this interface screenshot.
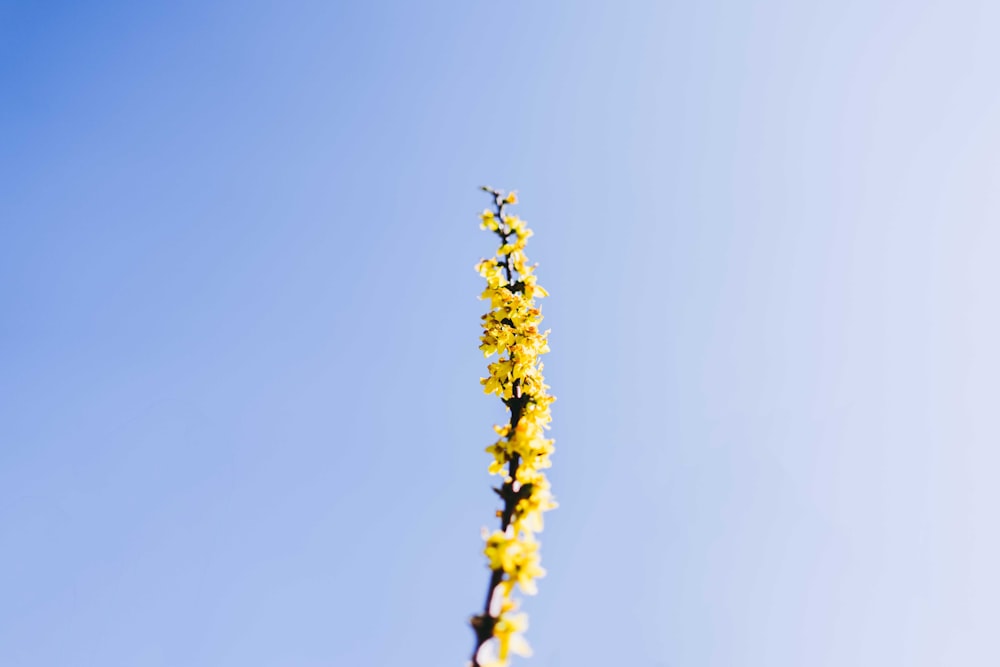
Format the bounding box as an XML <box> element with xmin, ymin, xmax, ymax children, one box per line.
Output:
<box><xmin>480</xmin><ymin>209</ymin><xmax>499</xmax><ymax>231</ymax></box>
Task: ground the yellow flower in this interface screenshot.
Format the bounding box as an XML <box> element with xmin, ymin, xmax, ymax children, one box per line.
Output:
<box><xmin>494</xmin><ymin>610</ymin><xmax>531</xmax><ymax>660</ymax></box>
<box><xmin>483</xmin><ymin>529</ymin><xmax>511</xmax><ymax>570</ymax></box>
<box><xmin>480</xmin><ymin>209</ymin><xmax>499</xmax><ymax>231</ymax></box>
<box><xmin>514</xmin><ymin>477</ymin><xmax>558</xmax><ymax>535</ymax></box>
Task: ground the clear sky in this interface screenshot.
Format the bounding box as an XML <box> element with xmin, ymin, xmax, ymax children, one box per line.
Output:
<box><xmin>3</xmin><ymin>2</ymin><xmax>1000</xmax><ymax>666</ymax></box>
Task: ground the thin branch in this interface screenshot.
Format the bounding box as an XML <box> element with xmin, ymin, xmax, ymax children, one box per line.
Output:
<box><xmin>469</xmin><ymin>191</ymin><xmax>529</xmax><ymax>664</ymax></box>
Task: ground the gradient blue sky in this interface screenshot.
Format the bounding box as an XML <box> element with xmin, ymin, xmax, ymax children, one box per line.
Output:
<box><xmin>3</xmin><ymin>2</ymin><xmax>1000</xmax><ymax>666</ymax></box>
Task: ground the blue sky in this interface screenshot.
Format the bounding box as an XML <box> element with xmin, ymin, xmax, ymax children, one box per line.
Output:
<box><xmin>3</xmin><ymin>2</ymin><xmax>1000</xmax><ymax>665</ymax></box>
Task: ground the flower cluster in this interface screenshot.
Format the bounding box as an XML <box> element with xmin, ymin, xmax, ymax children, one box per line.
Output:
<box><xmin>470</xmin><ymin>188</ymin><xmax>556</xmax><ymax>667</ymax></box>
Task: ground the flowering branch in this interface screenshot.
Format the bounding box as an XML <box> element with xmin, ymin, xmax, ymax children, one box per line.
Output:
<box><xmin>469</xmin><ymin>187</ymin><xmax>556</xmax><ymax>667</ymax></box>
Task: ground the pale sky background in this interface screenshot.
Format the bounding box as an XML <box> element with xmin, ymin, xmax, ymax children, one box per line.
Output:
<box><xmin>3</xmin><ymin>2</ymin><xmax>1000</xmax><ymax>666</ymax></box>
